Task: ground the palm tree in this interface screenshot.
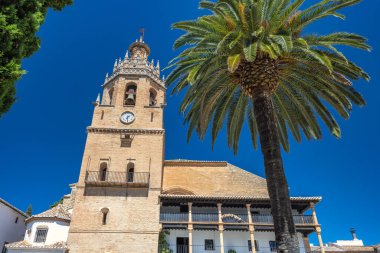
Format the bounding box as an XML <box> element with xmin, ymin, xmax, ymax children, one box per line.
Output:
<box><xmin>165</xmin><ymin>0</ymin><xmax>370</xmax><ymax>252</ymax></box>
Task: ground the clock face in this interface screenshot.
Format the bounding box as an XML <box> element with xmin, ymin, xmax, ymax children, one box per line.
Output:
<box><xmin>120</xmin><ymin>111</ymin><xmax>135</xmax><ymax>124</ymax></box>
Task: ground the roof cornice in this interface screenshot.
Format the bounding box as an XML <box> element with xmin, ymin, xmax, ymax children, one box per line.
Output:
<box><xmin>159</xmin><ymin>194</ymin><xmax>322</xmax><ymax>203</ymax></box>
<box><xmin>103</xmin><ymin>58</ymin><xmax>166</xmax><ymax>89</ymax></box>
<box><xmin>164</xmin><ymin>160</ymin><xmax>228</xmax><ymax>167</ymax></box>
<box><xmin>26</xmin><ymin>216</ymin><xmax>71</xmax><ymax>224</ymax></box>
<box><xmin>0</xmin><ymin>198</ymin><xmax>29</xmax><ymax>218</ymax></box>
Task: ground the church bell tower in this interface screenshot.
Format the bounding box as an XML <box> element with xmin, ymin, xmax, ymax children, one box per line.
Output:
<box><xmin>68</xmin><ymin>36</ymin><xmax>166</xmax><ymax>253</ymax></box>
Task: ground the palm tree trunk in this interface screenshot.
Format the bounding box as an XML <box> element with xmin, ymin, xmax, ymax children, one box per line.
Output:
<box><xmin>253</xmin><ymin>90</ymin><xmax>300</xmax><ymax>253</ymax></box>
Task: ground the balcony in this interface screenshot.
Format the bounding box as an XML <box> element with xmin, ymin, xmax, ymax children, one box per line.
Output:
<box><xmin>85</xmin><ymin>171</ymin><xmax>149</xmax><ymax>187</ymax></box>
<box><xmin>158</xmin><ymin>245</ymin><xmax>311</xmax><ymax>253</ymax></box>
<box><xmin>160</xmin><ymin>213</ymin><xmax>314</xmax><ymax>226</ymax></box>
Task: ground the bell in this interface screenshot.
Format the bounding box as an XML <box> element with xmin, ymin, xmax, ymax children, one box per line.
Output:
<box><xmin>126</xmin><ymin>93</ymin><xmax>135</xmax><ymax>102</ymax></box>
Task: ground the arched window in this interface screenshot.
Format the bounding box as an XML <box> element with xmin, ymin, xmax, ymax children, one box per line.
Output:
<box><xmin>127</xmin><ymin>162</ymin><xmax>134</xmax><ymax>182</ymax></box>
<box><xmin>99</xmin><ymin>162</ymin><xmax>108</xmax><ymax>181</ymax></box>
<box><xmin>101</xmin><ymin>208</ymin><xmax>109</xmax><ymax>225</ymax></box>
<box><xmin>124</xmin><ymin>84</ymin><xmax>137</xmax><ymax>106</ymax></box>
<box><xmin>149</xmin><ymin>88</ymin><xmax>157</xmax><ymax>106</ymax></box>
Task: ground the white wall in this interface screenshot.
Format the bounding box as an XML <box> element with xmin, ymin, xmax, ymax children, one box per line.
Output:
<box><xmin>24</xmin><ymin>220</ymin><xmax>70</xmax><ymax>245</ymax></box>
<box><xmin>334</xmin><ymin>240</ymin><xmax>364</xmax><ymax>246</ymax></box>
<box><xmin>0</xmin><ymin>203</ymin><xmax>27</xmax><ymax>249</ymax></box>
<box><xmin>165</xmin><ymin>230</ymin><xmax>306</xmax><ymax>253</ymax></box>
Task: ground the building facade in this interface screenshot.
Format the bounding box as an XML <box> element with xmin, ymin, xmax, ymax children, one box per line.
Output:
<box><xmin>66</xmin><ymin>37</ymin><xmax>325</xmax><ymax>253</ymax></box>
<box><xmin>67</xmin><ymin>37</ymin><xmax>166</xmax><ymax>253</ymax></box>
<box><xmin>0</xmin><ymin>198</ymin><xmax>28</xmax><ymax>252</ymax></box>
<box><xmin>5</xmin><ymin>184</ymin><xmax>76</xmax><ymax>253</ymax></box>
<box><xmin>159</xmin><ymin>160</ymin><xmax>322</xmax><ymax>253</ymax></box>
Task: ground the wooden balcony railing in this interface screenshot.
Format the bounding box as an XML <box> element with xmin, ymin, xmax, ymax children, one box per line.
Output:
<box><xmin>160</xmin><ymin>213</ymin><xmax>189</xmax><ymax>222</ymax></box>
<box><xmin>160</xmin><ymin>213</ymin><xmax>314</xmax><ymax>225</ymax></box>
<box><xmin>253</xmin><ymin>214</ymin><xmax>314</xmax><ymax>225</ymax></box>
<box><xmin>85</xmin><ymin>171</ymin><xmax>149</xmax><ymax>187</ymax></box>
<box><xmin>192</xmin><ymin>213</ymin><xmax>219</xmax><ymax>222</ymax></box>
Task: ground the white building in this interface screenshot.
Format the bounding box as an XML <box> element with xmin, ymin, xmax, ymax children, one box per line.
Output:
<box><xmin>0</xmin><ymin>198</ymin><xmax>28</xmax><ymax>252</ymax></box>
<box><xmin>5</xmin><ymin>185</ymin><xmax>75</xmax><ymax>253</ymax></box>
<box><xmin>311</xmin><ymin>229</ymin><xmax>380</xmax><ymax>253</ymax></box>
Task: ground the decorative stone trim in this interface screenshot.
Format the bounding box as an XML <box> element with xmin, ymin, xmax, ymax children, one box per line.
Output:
<box><xmin>103</xmin><ymin>59</ymin><xmax>166</xmax><ymax>89</ymax></box>
<box><xmin>87</xmin><ymin>127</ymin><xmax>164</xmax><ymax>135</ymax></box>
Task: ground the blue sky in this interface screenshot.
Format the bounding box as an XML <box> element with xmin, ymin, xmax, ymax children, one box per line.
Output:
<box><xmin>1</xmin><ymin>0</ymin><xmax>379</xmax><ymax>246</ymax></box>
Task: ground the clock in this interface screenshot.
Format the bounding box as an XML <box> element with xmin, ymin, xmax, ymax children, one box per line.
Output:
<box><xmin>120</xmin><ymin>111</ymin><xmax>135</xmax><ymax>124</ymax></box>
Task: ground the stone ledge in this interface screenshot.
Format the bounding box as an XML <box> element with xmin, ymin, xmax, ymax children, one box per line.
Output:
<box><xmin>87</xmin><ymin>127</ymin><xmax>164</xmax><ymax>135</ymax></box>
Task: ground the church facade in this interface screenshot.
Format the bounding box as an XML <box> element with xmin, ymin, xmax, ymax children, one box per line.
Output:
<box><xmin>67</xmin><ymin>37</ymin><xmax>325</xmax><ymax>253</ymax></box>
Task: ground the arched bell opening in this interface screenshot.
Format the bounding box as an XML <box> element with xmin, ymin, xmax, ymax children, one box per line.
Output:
<box><xmin>149</xmin><ymin>88</ymin><xmax>157</xmax><ymax>106</ymax></box>
<box><xmin>124</xmin><ymin>84</ymin><xmax>137</xmax><ymax>106</ymax></box>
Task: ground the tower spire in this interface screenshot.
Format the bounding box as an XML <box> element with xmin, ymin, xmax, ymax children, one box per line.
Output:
<box><xmin>128</xmin><ymin>29</ymin><xmax>150</xmax><ymax>60</ymax></box>
<box><xmin>139</xmin><ymin>28</ymin><xmax>145</xmax><ymax>42</ymax></box>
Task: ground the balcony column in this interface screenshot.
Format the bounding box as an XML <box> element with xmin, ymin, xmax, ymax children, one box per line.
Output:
<box><xmin>188</xmin><ymin>202</ymin><xmax>193</xmax><ymax>253</ymax></box>
<box><xmin>217</xmin><ymin>203</ymin><xmax>224</xmax><ymax>253</ymax></box>
<box><xmin>246</xmin><ymin>204</ymin><xmax>256</xmax><ymax>253</ymax></box>
<box><xmin>311</xmin><ymin>202</ymin><xmax>325</xmax><ymax>253</ymax></box>
<box><xmin>302</xmin><ymin>233</ymin><xmax>312</xmax><ymax>253</ymax></box>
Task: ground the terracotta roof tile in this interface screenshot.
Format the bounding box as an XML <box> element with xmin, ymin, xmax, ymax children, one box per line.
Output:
<box><xmin>312</xmin><ymin>246</ymin><xmax>345</xmax><ymax>252</ymax></box>
<box><xmin>311</xmin><ymin>245</ymin><xmax>377</xmax><ymax>252</ymax></box>
<box><xmin>26</xmin><ymin>204</ymin><xmax>71</xmax><ymax>223</ymax></box>
<box><xmin>163</xmin><ymin>162</ymin><xmax>269</xmax><ymax>197</ymax></box>
<box><xmin>340</xmin><ymin>246</ymin><xmax>376</xmax><ymax>252</ymax></box>
<box><xmin>6</xmin><ymin>240</ymin><xmax>68</xmax><ymax>249</ymax></box>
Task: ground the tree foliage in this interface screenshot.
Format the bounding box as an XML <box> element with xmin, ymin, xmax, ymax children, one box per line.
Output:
<box><xmin>50</xmin><ymin>197</ymin><xmax>63</xmax><ymax>208</ymax></box>
<box><xmin>0</xmin><ymin>0</ymin><xmax>72</xmax><ymax>117</ymax></box>
<box><xmin>26</xmin><ymin>204</ymin><xmax>32</xmax><ymax>216</ymax></box>
<box><xmin>166</xmin><ymin>0</ymin><xmax>370</xmax><ymax>153</ymax></box>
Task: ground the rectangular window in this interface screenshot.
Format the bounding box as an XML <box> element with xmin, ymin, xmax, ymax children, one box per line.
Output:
<box><xmin>269</xmin><ymin>241</ymin><xmax>277</xmax><ymax>252</ymax></box>
<box><xmin>34</xmin><ymin>228</ymin><xmax>48</xmax><ymax>243</ymax></box>
<box><xmin>205</xmin><ymin>239</ymin><xmax>214</xmax><ymax>251</ymax></box>
<box><xmin>248</xmin><ymin>240</ymin><xmax>259</xmax><ymax>251</ymax></box>
<box><xmin>14</xmin><ymin>217</ymin><xmax>18</xmax><ymax>223</ymax></box>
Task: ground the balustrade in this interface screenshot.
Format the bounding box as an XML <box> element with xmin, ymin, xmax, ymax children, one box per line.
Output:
<box><xmin>85</xmin><ymin>171</ymin><xmax>149</xmax><ymax>187</ymax></box>
<box><xmin>160</xmin><ymin>212</ymin><xmax>314</xmax><ymax>225</ymax></box>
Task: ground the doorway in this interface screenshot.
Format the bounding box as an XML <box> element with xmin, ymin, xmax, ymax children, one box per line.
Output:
<box><xmin>176</xmin><ymin>237</ymin><xmax>189</xmax><ymax>253</ymax></box>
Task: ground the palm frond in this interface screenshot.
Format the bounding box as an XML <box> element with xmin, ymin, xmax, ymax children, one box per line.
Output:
<box><xmin>166</xmin><ymin>0</ymin><xmax>370</xmax><ymax>153</ymax></box>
